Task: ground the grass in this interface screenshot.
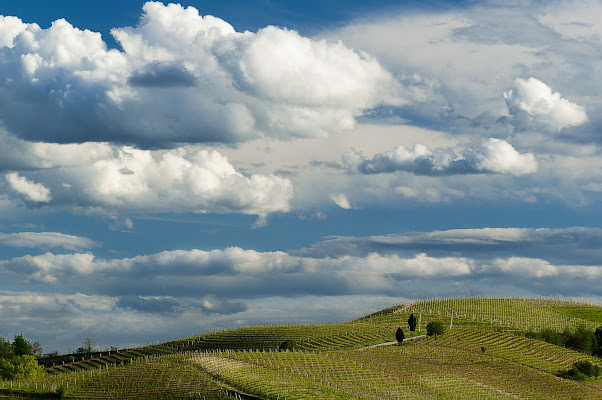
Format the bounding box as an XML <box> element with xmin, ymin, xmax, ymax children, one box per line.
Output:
<box><xmin>552</xmin><ymin>307</ymin><xmax>602</xmax><ymax>325</ymax></box>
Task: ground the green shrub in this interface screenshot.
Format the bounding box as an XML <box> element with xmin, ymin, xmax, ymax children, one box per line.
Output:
<box><xmin>539</xmin><ymin>328</ymin><xmax>567</xmax><ymax>347</ymax></box>
<box><xmin>0</xmin><ymin>355</ymin><xmax>44</xmax><ymax>380</ymax></box>
<box><xmin>565</xmin><ymin>325</ymin><xmax>596</xmax><ymax>354</ymax></box>
<box><xmin>278</xmin><ymin>340</ymin><xmax>297</xmax><ymax>351</ymax></box>
<box><xmin>56</xmin><ymin>386</ymin><xmax>67</xmax><ymax>398</ymax></box>
<box><xmin>558</xmin><ymin>360</ymin><xmax>601</xmax><ymax>381</ymax></box>
<box><xmin>574</xmin><ymin>360</ymin><xmax>601</xmax><ymax>378</ymax></box>
<box><xmin>426</xmin><ymin>321</ymin><xmax>446</xmax><ymax>337</ymax></box>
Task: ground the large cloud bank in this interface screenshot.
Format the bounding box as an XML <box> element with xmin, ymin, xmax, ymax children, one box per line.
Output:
<box><xmin>4</xmin><ymin>227</ymin><xmax>602</xmax><ymax>300</ymax></box>
<box><xmin>343</xmin><ymin>139</ymin><xmax>537</xmax><ymax>176</ymax></box>
<box><xmin>0</xmin><ymin>2</ymin><xmax>403</xmax><ymax>145</ymax></box>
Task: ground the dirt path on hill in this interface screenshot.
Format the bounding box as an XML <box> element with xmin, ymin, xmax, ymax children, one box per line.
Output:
<box><xmin>356</xmin><ymin>334</ymin><xmax>426</xmax><ymax>350</ymax></box>
<box><xmin>392</xmin><ymin>301</ymin><xmax>416</xmax><ymax>314</ymax></box>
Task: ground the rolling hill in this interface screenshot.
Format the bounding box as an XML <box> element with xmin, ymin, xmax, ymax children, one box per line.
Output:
<box><xmin>3</xmin><ymin>297</ymin><xmax>602</xmax><ymax>399</ymax></box>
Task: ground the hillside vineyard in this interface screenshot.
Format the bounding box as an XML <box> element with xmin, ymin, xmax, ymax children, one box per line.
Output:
<box><xmin>2</xmin><ymin>297</ymin><xmax>602</xmax><ymax>399</ymax></box>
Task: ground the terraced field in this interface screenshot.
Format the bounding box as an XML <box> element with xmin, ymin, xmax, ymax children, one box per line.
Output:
<box><xmin>3</xmin><ymin>297</ymin><xmax>602</xmax><ymax>399</ymax></box>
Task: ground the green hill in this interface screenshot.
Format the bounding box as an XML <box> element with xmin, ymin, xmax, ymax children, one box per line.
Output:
<box><xmin>4</xmin><ymin>297</ymin><xmax>602</xmax><ymax>399</ymax></box>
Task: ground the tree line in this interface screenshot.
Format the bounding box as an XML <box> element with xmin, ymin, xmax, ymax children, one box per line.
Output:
<box><xmin>526</xmin><ymin>325</ymin><xmax>602</xmax><ymax>356</ymax></box>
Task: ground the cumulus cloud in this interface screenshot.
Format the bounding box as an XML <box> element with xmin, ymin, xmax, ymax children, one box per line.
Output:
<box><xmin>503</xmin><ymin>77</ymin><xmax>588</xmax><ymax>132</ymax></box>
<box><xmin>5</xmin><ymin>172</ymin><xmax>52</xmax><ymax>202</ymax></box>
<box><xmin>0</xmin><ymin>232</ymin><xmax>99</xmax><ymax>250</ymax></box>
<box><xmin>2</xmin><ymin>145</ymin><xmax>293</xmax><ymax>216</ymax></box>
<box><xmin>489</xmin><ymin>257</ymin><xmax>559</xmax><ymax>278</ymax></box>
<box><xmin>0</xmin><ymin>2</ymin><xmax>403</xmax><ymax>145</ymax></box>
<box><xmin>330</xmin><ymin>193</ymin><xmax>352</xmax><ymax>209</ymax></box>
<box><xmin>4</xmin><ymin>252</ymin><xmax>96</xmax><ymax>283</ymax></box>
<box><xmin>0</xmin><ymin>130</ymin><xmax>115</xmax><ymax>171</ymax></box>
<box><xmin>343</xmin><ymin>138</ymin><xmax>537</xmax><ymax>176</ymax></box>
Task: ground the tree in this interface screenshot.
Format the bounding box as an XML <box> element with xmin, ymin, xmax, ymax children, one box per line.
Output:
<box><xmin>11</xmin><ymin>355</ymin><xmax>45</xmax><ymax>380</ymax></box>
<box><xmin>12</xmin><ymin>334</ymin><xmax>33</xmax><ymax>357</ymax></box>
<box><xmin>426</xmin><ymin>321</ymin><xmax>446</xmax><ymax>338</ymax></box>
<box><xmin>0</xmin><ymin>338</ymin><xmax>10</xmax><ymax>358</ymax></box>
<box><xmin>564</xmin><ymin>325</ymin><xmax>596</xmax><ymax>354</ymax></box>
<box><xmin>395</xmin><ymin>327</ymin><xmax>405</xmax><ymax>343</ymax></box>
<box><xmin>77</xmin><ymin>337</ymin><xmax>96</xmax><ymax>356</ymax></box>
<box><xmin>408</xmin><ymin>314</ymin><xmax>417</xmax><ymax>332</ymax></box>
<box><xmin>0</xmin><ymin>358</ymin><xmax>14</xmax><ymax>379</ymax></box>
<box><xmin>31</xmin><ymin>341</ymin><xmax>43</xmax><ymax>358</ymax></box>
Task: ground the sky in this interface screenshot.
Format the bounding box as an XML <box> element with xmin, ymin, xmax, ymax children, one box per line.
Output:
<box><xmin>0</xmin><ymin>0</ymin><xmax>601</xmax><ymax>353</ymax></box>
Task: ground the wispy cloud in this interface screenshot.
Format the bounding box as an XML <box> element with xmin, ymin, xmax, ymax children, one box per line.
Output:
<box><xmin>0</xmin><ymin>232</ymin><xmax>100</xmax><ymax>251</ymax></box>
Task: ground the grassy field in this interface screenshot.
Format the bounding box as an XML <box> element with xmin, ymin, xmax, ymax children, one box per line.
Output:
<box><xmin>5</xmin><ymin>297</ymin><xmax>602</xmax><ymax>399</ymax></box>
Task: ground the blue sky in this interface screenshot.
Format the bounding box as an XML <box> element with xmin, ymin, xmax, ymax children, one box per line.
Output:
<box><xmin>1</xmin><ymin>0</ymin><xmax>602</xmax><ymax>353</ymax></box>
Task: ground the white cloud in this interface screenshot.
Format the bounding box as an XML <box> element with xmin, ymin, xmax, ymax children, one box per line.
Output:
<box><xmin>394</xmin><ymin>186</ymin><xmax>464</xmax><ymax>203</ymax></box>
<box><xmin>6</xmin><ymin>252</ymin><xmax>96</xmax><ymax>283</ymax></box>
<box><xmin>5</xmin><ymin>172</ymin><xmax>51</xmax><ymax>203</ymax></box>
<box><xmin>463</xmin><ymin>138</ymin><xmax>538</xmax><ymax>175</ymax></box>
<box><xmin>296</xmin><ymin>227</ymin><xmax>602</xmax><ymax>269</ymax></box>
<box><xmin>72</xmin><ymin>146</ymin><xmax>293</xmax><ymax>215</ymax></box>
<box><xmin>504</xmin><ymin>77</ymin><xmax>588</xmax><ymax>131</ymax></box>
<box><xmin>0</xmin><ymin>2</ymin><xmax>403</xmax><ymax>145</ymax></box>
<box><xmin>0</xmin><ymin>232</ymin><xmax>99</xmax><ymax>250</ymax></box>
<box><xmin>0</xmin><ymin>127</ymin><xmax>292</xmax><ymax>216</ymax></box>
<box><xmin>490</xmin><ymin>257</ymin><xmax>559</xmax><ymax>278</ymax></box>
<box><xmin>583</xmin><ymin>183</ymin><xmax>602</xmax><ymax>192</ymax></box>
<box><xmin>1</xmin><ymin>145</ymin><xmax>293</xmax><ymax>216</ymax></box>
<box><xmin>344</xmin><ymin>139</ymin><xmax>537</xmax><ymax>176</ymax></box>
<box><xmin>537</xmin><ymin>0</ymin><xmax>602</xmax><ymax>43</ymax></box>
<box><xmin>6</xmin><ymin>244</ymin><xmax>602</xmax><ymax>303</ymax></box>
<box><xmin>324</xmin><ymin>2</ymin><xmax>602</xmax><ymax>145</ymax></box>
<box><xmin>325</xmin><ymin>10</ymin><xmax>540</xmax><ymax>121</ymax></box>
<box><xmin>0</xmin><ymin>247</ymin><xmax>474</xmax><ymax>293</ymax></box>
<box><xmin>0</xmin><ymin>130</ymin><xmax>115</xmax><ymax>171</ymax></box>
<box><xmin>330</xmin><ymin>193</ymin><xmax>352</xmax><ymax>209</ymax></box>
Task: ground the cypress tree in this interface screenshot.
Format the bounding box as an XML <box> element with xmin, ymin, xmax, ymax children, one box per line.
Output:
<box><xmin>395</xmin><ymin>327</ymin><xmax>405</xmax><ymax>343</ymax></box>
<box><xmin>408</xmin><ymin>313</ymin><xmax>417</xmax><ymax>332</ymax></box>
